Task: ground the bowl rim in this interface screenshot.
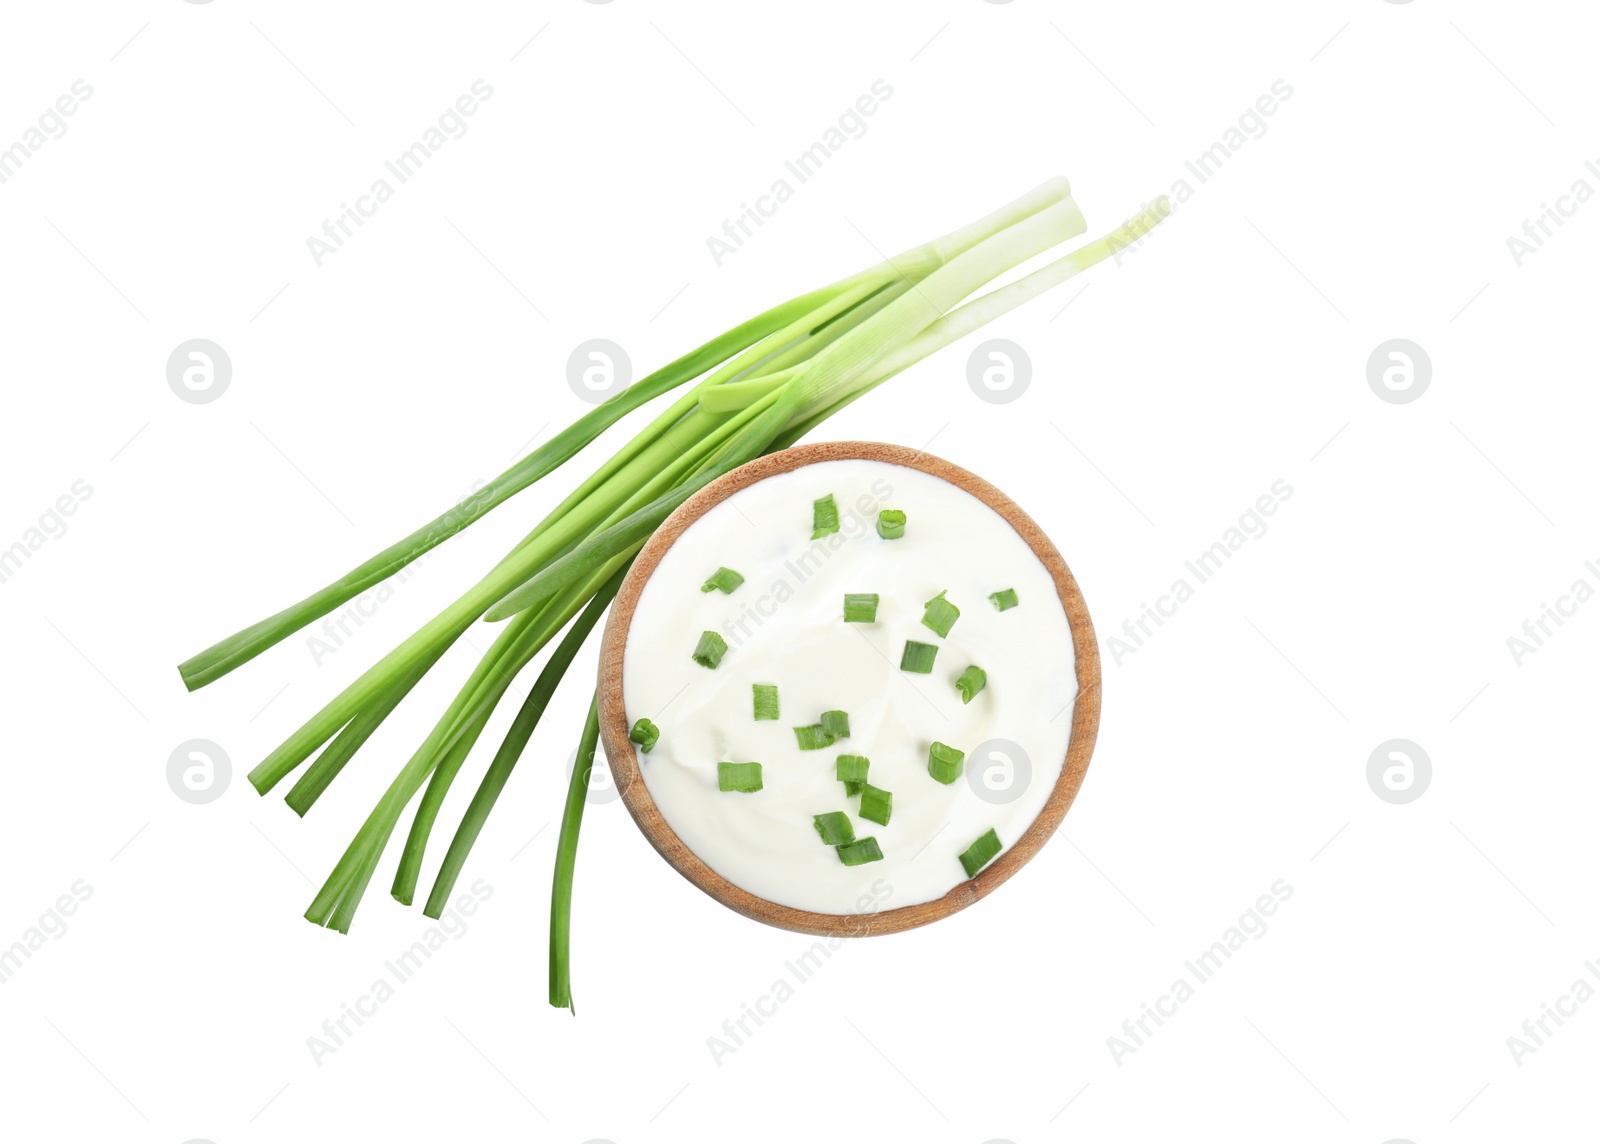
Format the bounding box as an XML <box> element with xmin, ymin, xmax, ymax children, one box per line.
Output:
<box><xmin>596</xmin><ymin>439</ymin><xmax>1102</xmax><ymax>937</ymax></box>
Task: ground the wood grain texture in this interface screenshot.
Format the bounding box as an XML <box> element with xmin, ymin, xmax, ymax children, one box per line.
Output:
<box><xmin>597</xmin><ymin>440</ymin><xmax>1101</xmax><ymax>937</ymax></box>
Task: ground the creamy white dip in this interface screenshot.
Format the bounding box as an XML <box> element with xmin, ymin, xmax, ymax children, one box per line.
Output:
<box><xmin>621</xmin><ymin>458</ymin><xmax>1076</xmax><ymax>914</ymax></box>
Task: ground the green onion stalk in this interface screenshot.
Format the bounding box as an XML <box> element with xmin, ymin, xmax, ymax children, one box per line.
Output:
<box><xmin>177</xmin><ymin>179</ymin><xmax>1168</xmax><ymax>1007</ymax></box>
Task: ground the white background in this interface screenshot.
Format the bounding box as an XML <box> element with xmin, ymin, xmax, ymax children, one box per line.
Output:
<box><xmin>1</xmin><ymin>1</ymin><xmax>1595</xmax><ymax>1141</ymax></box>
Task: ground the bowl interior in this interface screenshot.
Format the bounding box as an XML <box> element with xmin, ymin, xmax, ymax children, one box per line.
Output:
<box><xmin>596</xmin><ymin>440</ymin><xmax>1101</xmax><ymax>937</ymax></box>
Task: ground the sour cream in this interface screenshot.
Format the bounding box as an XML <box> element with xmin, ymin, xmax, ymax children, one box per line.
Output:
<box><xmin>620</xmin><ymin>458</ymin><xmax>1077</xmax><ymax>915</ymax></box>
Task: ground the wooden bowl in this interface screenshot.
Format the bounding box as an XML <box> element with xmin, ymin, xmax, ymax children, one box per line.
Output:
<box><xmin>596</xmin><ymin>440</ymin><xmax>1101</xmax><ymax>937</ymax></box>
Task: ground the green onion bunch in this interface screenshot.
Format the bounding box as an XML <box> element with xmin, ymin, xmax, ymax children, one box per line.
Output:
<box><xmin>178</xmin><ymin>178</ymin><xmax>1167</xmax><ymax>1010</ymax></box>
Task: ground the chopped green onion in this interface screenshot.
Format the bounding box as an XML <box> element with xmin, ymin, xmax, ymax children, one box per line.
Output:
<box><xmin>821</xmin><ymin>709</ymin><xmax>850</xmax><ymax>740</ymax></box>
<box><xmin>838</xmin><ymin>755</ymin><xmax>864</xmax><ymax>793</ymax></box>
<box><xmin>900</xmin><ymin>640</ymin><xmax>938</xmax><ymax>673</ymax></box>
<box><xmin>959</xmin><ymin>828</ymin><xmax>1002</xmax><ymax>877</ymax></box>
<box><xmin>812</xmin><ymin>494</ymin><xmax>839</xmax><ymax>539</ymax></box>
<box><xmin>794</xmin><ymin>723</ymin><xmax>835</xmax><ymax>751</ymax></box>
<box><xmin>836</xmin><ymin>837</ymin><xmax>883</xmax><ymax>866</ymax></box>
<box><xmin>921</xmin><ymin>590</ymin><xmax>960</xmax><ymax>638</ymax></box>
<box><xmin>858</xmin><ymin>783</ymin><xmax>892</xmax><ymax>826</ymax></box>
<box><xmin>843</xmin><ymin>593</ymin><xmax>879</xmax><ymax>623</ymax></box>
<box><xmin>876</xmin><ymin>509</ymin><xmax>906</xmax><ymax>539</ymax></box>
<box><xmin>717</xmin><ymin>761</ymin><xmax>763</xmax><ymax>792</ymax></box>
<box><xmin>955</xmin><ymin>665</ymin><xmax>987</xmax><ymax>704</ymax></box>
<box><xmin>812</xmin><ymin>812</ymin><xmax>855</xmax><ymax>846</ymax></box>
<box><xmin>628</xmin><ymin>717</ymin><xmax>659</xmax><ymax>754</ymax></box>
<box><xmin>835</xmin><ymin>754</ymin><xmax>869</xmax><ymax>782</ymax></box>
<box><xmin>701</xmin><ymin>566</ymin><xmax>745</xmax><ymax>594</ymax></box>
<box><xmin>836</xmin><ymin>754</ymin><xmax>869</xmax><ymax>794</ymax></box>
<box><xmin>692</xmin><ymin>630</ymin><xmax>728</xmax><ymax>669</ymax></box>
<box><xmin>989</xmin><ymin>588</ymin><xmax>1019</xmax><ymax>611</ymax></box>
<box><xmin>928</xmin><ymin>741</ymin><xmax>965</xmax><ymax>784</ymax></box>
<box><xmin>752</xmin><ymin>684</ymin><xmax>780</xmax><ymax>721</ymax></box>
